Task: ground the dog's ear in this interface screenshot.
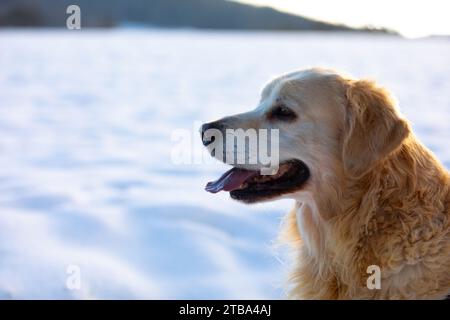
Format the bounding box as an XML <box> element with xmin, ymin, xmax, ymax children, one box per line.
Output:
<box><xmin>342</xmin><ymin>79</ymin><xmax>410</xmax><ymax>178</ymax></box>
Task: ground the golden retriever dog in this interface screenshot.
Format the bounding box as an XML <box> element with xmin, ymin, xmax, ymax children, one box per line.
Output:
<box><xmin>201</xmin><ymin>68</ymin><xmax>450</xmax><ymax>299</ymax></box>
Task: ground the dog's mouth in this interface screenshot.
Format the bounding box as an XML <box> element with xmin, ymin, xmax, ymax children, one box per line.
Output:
<box><xmin>205</xmin><ymin>160</ymin><xmax>310</xmax><ymax>203</ymax></box>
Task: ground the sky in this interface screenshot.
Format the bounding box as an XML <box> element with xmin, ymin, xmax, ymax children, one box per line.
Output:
<box><xmin>235</xmin><ymin>0</ymin><xmax>450</xmax><ymax>38</ymax></box>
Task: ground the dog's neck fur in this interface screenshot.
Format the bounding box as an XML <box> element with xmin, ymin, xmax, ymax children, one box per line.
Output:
<box><xmin>287</xmin><ymin>136</ymin><xmax>450</xmax><ymax>299</ymax></box>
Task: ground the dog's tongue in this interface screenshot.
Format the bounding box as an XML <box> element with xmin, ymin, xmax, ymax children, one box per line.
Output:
<box><xmin>205</xmin><ymin>168</ymin><xmax>258</xmax><ymax>193</ymax></box>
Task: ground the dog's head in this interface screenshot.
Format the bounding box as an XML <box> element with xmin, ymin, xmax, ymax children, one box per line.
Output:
<box><xmin>202</xmin><ymin>68</ymin><xmax>410</xmax><ymax>204</ymax></box>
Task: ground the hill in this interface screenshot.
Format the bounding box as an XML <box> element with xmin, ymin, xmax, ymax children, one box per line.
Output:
<box><xmin>0</xmin><ymin>0</ymin><xmax>393</xmax><ymax>33</ymax></box>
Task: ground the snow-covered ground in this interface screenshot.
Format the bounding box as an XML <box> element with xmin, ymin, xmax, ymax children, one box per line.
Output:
<box><xmin>0</xmin><ymin>29</ymin><xmax>449</xmax><ymax>299</ymax></box>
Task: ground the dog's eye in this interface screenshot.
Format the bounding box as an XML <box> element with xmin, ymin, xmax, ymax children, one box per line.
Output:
<box><xmin>269</xmin><ymin>105</ymin><xmax>297</xmax><ymax>122</ymax></box>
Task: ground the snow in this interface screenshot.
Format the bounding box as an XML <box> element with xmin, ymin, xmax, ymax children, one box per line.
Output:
<box><xmin>0</xmin><ymin>29</ymin><xmax>449</xmax><ymax>299</ymax></box>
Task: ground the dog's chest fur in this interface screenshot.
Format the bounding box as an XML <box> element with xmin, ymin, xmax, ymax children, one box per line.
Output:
<box><xmin>286</xmin><ymin>142</ymin><xmax>450</xmax><ymax>299</ymax></box>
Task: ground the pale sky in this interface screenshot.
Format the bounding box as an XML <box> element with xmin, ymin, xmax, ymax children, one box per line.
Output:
<box><xmin>235</xmin><ymin>0</ymin><xmax>450</xmax><ymax>37</ymax></box>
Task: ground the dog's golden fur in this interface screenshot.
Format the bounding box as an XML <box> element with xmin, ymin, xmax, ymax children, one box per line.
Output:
<box><xmin>280</xmin><ymin>74</ymin><xmax>450</xmax><ymax>299</ymax></box>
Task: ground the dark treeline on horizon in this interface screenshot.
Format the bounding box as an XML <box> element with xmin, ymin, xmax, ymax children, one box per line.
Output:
<box><xmin>0</xmin><ymin>0</ymin><xmax>395</xmax><ymax>33</ymax></box>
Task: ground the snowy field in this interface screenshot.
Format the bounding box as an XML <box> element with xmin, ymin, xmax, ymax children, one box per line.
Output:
<box><xmin>0</xmin><ymin>29</ymin><xmax>449</xmax><ymax>299</ymax></box>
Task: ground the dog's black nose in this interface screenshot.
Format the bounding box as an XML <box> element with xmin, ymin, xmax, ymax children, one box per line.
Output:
<box><xmin>201</xmin><ymin>121</ymin><xmax>222</xmax><ymax>146</ymax></box>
